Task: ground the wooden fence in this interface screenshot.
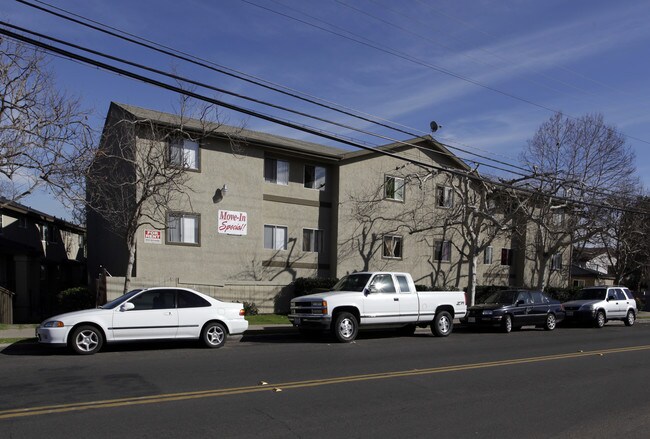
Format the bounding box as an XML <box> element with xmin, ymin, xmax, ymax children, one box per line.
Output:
<box><xmin>0</xmin><ymin>286</ymin><xmax>14</xmax><ymax>324</ymax></box>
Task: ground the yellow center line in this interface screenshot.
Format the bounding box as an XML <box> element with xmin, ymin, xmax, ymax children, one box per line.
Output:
<box><xmin>1</xmin><ymin>344</ymin><xmax>649</xmax><ymax>420</ymax></box>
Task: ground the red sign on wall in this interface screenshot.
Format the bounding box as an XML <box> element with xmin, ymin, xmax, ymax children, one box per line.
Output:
<box><xmin>218</xmin><ymin>210</ymin><xmax>248</xmax><ymax>235</ymax></box>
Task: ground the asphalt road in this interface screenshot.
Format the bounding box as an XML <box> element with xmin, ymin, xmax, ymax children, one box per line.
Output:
<box><xmin>1</xmin><ymin>323</ymin><xmax>649</xmax><ymax>438</ymax></box>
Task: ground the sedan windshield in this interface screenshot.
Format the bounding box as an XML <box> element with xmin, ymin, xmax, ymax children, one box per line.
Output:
<box><xmin>100</xmin><ymin>289</ymin><xmax>143</xmax><ymax>309</ymax></box>
<box><xmin>576</xmin><ymin>288</ymin><xmax>606</xmax><ymax>300</ymax></box>
<box><xmin>483</xmin><ymin>291</ymin><xmax>517</xmax><ymax>305</ymax></box>
<box><xmin>332</xmin><ymin>274</ymin><xmax>372</xmax><ymax>292</ymax></box>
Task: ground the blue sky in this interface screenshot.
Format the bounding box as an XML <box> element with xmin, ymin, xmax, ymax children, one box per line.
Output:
<box><xmin>4</xmin><ymin>0</ymin><xmax>650</xmax><ymax>220</ymax></box>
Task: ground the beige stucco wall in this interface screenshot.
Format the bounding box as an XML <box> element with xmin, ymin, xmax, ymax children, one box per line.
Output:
<box><xmin>133</xmin><ymin>135</ymin><xmax>337</xmax><ymax>296</ymax></box>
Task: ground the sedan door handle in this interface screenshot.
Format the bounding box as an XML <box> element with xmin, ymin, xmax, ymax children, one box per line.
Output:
<box><xmin>394</xmin><ymin>298</ymin><xmax>399</xmax><ymax>301</ymax></box>
<box><xmin>164</xmin><ymin>312</ymin><xmax>172</xmax><ymax>316</ymax></box>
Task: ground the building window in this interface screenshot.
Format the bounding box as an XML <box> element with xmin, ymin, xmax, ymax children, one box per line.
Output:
<box><xmin>303</xmin><ymin>228</ymin><xmax>323</xmax><ymax>252</ymax></box>
<box><xmin>169</xmin><ymin>139</ymin><xmax>200</xmax><ymax>170</ymax></box>
<box><xmin>484</xmin><ymin>246</ymin><xmax>493</xmax><ymax>264</ymax></box>
<box><xmin>434</xmin><ymin>240</ymin><xmax>452</xmax><ymax>262</ymax></box>
<box><xmin>437</xmin><ymin>186</ymin><xmax>454</xmax><ymax>208</ymax></box>
<box><xmin>304</xmin><ymin>165</ymin><xmax>326</xmax><ymax>190</ymax></box>
<box><xmin>383</xmin><ymin>235</ymin><xmax>403</xmax><ymax>259</ymax></box>
<box><xmin>40</xmin><ymin>224</ymin><xmax>56</xmax><ymax>242</ymax></box>
<box><xmin>573</xmin><ymin>279</ymin><xmax>586</xmax><ymax>287</ymax></box>
<box><xmin>167</xmin><ymin>213</ymin><xmax>200</xmax><ymax>245</ymax></box>
<box><xmin>501</xmin><ymin>248</ymin><xmax>513</xmax><ymax>266</ymax></box>
<box><xmin>264</xmin><ymin>225</ymin><xmax>287</xmax><ymax>250</ymax></box>
<box><xmin>264</xmin><ymin>158</ymin><xmax>289</xmax><ymax>185</ymax></box>
<box><xmin>551</xmin><ymin>253</ymin><xmax>563</xmax><ymax>270</ymax></box>
<box><xmin>553</xmin><ymin>211</ymin><xmax>565</xmax><ymax>227</ymax></box>
<box><xmin>384</xmin><ymin>176</ymin><xmax>404</xmax><ymax>201</ymax></box>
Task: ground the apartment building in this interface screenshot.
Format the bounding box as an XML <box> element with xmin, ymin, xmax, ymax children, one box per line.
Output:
<box><xmin>88</xmin><ymin>103</ymin><xmax>569</xmax><ymax>311</ymax></box>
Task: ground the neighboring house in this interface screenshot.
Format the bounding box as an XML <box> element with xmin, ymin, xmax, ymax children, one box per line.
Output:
<box><xmin>87</xmin><ymin>103</ymin><xmax>570</xmax><ymax>312</ymax></box>
<box><xmin>0</xmin><ymin>197</ymin><xmax>86</xmax><ymax>323</ymax></box>
<box><xmin>573</xmin><ymin>246</ymin><xmax>615</xmax><ymax>275</ymax></box>
<box><xmin>571</xmin><ymin>247</ymin><xmax>616</xmax><ymax>287</ymax></box>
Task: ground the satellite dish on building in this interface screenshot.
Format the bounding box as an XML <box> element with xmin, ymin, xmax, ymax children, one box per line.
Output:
<box><xmin>430</xmin><ymin>121</ymin><xmax>442</xmax><ymax>133</ymax></box>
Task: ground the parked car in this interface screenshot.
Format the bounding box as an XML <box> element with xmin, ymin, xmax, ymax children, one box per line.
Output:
<box><xmin>461</xmin><ymin>289</ymin><xmax>565</xmax><ymax>333</ymax></box>
<box><xmin>562</xmin><ymin>286</ymin><xmax>637</xmax><ymax>328</ymax></box>
<box><xmin>37</xmin><ymin>287</ymin><xmax>248</xmax><ymax>354</ymax></box>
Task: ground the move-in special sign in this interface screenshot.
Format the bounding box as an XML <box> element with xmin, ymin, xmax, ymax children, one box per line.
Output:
<box><xmin>218</xmin><ymin>210</ymin><xmax>247</xmax><ymax>235</ymax></box>
<box><xmin>144</xmin><ymin>229</ymin><xmax>162</xmax><ymax>244</ymax></box>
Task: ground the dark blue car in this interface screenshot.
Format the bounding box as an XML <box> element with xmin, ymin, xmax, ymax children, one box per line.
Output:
<box><xmin>462</xmin><ymin>290</ymin><xmax>565</xmax><ymax>333</ymax></box>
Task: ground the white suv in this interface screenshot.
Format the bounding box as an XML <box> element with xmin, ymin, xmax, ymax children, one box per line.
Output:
<box><xmin>562</xmin><ymin>286</ymin><xmax>637</xmax><ymax>328</ymax></box>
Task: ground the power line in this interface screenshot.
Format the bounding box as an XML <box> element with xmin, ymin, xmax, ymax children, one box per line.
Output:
<box><xmin>13</xmin><ymin>0</ymin><xmax>535</xmax><ymax>175</ymax></box>
<box><xmin>237</xmin><ymin>0</ymin><xmax>650</xmax><ymax>147</ymax></box>
<box><xmin>0</xmin><ymin>24</ymin><xmax>645</xmax><ymax>216</ymax></box>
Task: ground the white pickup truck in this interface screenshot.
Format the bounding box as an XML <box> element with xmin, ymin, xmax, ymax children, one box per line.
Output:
<box><xmin>288</xmin><ymin>272</ymin><xmax>467</xmax><ymax>342</ymax></box>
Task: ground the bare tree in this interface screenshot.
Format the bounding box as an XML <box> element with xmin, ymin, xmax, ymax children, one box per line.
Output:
<box><xmin>517</xmin><ymin>113</ymin><xmax>637</xmax><ymax>290</ymax></box>
<box><xmin>595</xmin><ymin>191</ymin><xmax>650</xmax><ymax>286</ymax></box>
<box><xmin>0</xmin><ymin>36</ymin><xmax>92</xmax><ymax>207</ymax></box>
<box><xmin>87</xmin><ymin>97</ymin><xmax>232</xmax><ymax>293</ymax></box>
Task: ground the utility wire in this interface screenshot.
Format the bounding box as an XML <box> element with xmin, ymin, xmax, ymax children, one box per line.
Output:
<box><xmin>3</xmin><ymin>19</ymin><xmax>633</xmax><ymax>203</ymax></box>
<box><xmin>0</xmin><ymin>20</ymin><xmax>530</xmax><ymax>178</ymax></box>
<box><xmin>238</xmin><ymin>0</ymin><xmax>650</xmax><ymax>147</ymax></box>
<box><xmin>16</xmin><ymin>0</ymin><xmax>528</xmax><ymax>168</ymax></box>
<box><xmin>0</xmin><ymin>24</ymin><xmax>645</xmax><ymax>216</ymax></box>
<box><xmin>14</xmin><ymin>0</ymin><xmax>534</xmax><ymax>175</ymax></box>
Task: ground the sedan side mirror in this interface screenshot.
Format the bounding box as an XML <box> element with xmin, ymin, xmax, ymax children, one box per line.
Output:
<box><xmin>121</xmin><ymin>302</ymin><xmax>135</xmax><ymax>311</ymax></box>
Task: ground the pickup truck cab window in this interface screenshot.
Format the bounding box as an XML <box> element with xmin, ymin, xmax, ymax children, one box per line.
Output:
<box><xmin>396</xmin><ymin>275</ymin><xmax>410</xmax><ymax>293</ymax></box>
<box><xmin>369</xmin><ymin>274</ymin><xmax>396</xmax><ymax>293</ymax></box>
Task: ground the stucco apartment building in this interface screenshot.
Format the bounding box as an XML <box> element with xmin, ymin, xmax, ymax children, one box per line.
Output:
<box><xmin>88</xmin><ymin>103</ymin><xmax>568</xmax><ymax>312</ymax></box>
<box><xmin>0</xmin><ymin>197</ymin><xmax>86</xmax><ymax>323</ymax></box>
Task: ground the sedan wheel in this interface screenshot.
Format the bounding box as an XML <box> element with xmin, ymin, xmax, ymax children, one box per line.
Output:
<box><xmin>502</xmin><ymin>315</ymin><xmax>513</xmax><ymax>333</ymax></box>
<box><xmin>70</xmin><ymin>325</ymin><xmax>103</xmax><ymax>355</ymax></box>
<box><xmin>595</xmin><ymin>311</ymin><xmax>606</xmax><ymax>328</ymax></box>
<box><xmin>544</xmin><ymin>313</ymin><xmax>557</xmax><ymax>331</ymax></box>
<box><xmin>624</xmin><ymin>310</ymin><xmax>635</xmax><ymax>327</ymax></box>
<box><xmin>202</xmin><ymin>322</ymin><xmax>227</xmax><ymax>348</ymax></box>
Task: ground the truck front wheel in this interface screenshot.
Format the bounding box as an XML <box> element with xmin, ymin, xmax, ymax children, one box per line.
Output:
<box><xmin>431</xmin><ymin>311</ymin><xmax>453</xmax><ymax>337</ymax></box>
<box><xmin>332</xmin><ymin>312</ymin><xmax>358</xmax><ymax>343</ymax></box>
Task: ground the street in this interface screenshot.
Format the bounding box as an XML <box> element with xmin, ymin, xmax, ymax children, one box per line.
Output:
<box><xmin>1</xmin><ymin>323</ymin><xmax>649</xmax><ymax>438</ymax></box>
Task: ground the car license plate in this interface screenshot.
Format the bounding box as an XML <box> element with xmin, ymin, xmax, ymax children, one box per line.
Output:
<box><xmin>566</xmin><ymin>311</ymin><xmax>573</xmax><ymax>317</ymax></box>
<box><xmin>468</xmin><ymin>317</ymin><xmax>476</xmax><ymax>323</ymax></box>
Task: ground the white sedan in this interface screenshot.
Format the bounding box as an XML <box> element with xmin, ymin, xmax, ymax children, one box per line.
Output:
<box><xmin>37</xmin><ymin>287</ymin><xmax>248</xmax><ymax>355</ymax></box>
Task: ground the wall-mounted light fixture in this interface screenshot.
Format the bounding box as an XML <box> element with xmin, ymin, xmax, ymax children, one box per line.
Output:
<box><xmin>212</xmin><ymin>184</ymin><xmax>228</xmax><ymax>203</ymax></box>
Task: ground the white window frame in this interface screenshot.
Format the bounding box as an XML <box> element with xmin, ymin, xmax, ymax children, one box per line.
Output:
<box><xmin>302</xmin><ymin>228</ymin><xmax>324</xmax><ymax>252</ymax></box>
<box><xmin>384</xmin><ymin>176</ymin><xmax>405</xmax><ymax>202</ymax></box>
<box><xmin>382</xmin><ymin>235</ymin><xmax>403</xmax><ymax>259</ymax></box>
<box><xmin>166</xmin><ymin>212</ymin><xmax>200</xmax><ymax>245</ymax></box>
<box><xmin>264</xmin><ymin>158</ymin><xmax>289</xmax><ymax>185</ymax></box>
<box><xmin>551</xmin><ymin>252</ymin><xmax>563</xmax><ymax>270</ymax></box>
<box><xmin>264</xmin><ymin>225</ymin><xmax>288</xmax><ymax>250</ymax></box>
<box><xmin>304</xmin><ymin>165</ymin><xmax>326</xmax><ymax>190</ymax></box>
<box><xmin>484</xmin><ymin>246</ymin><xmax>493</xmax><ymax>264</ymax></box>
<box><xmin>434</xmin><ymin>240</ymin><xmax>452</xmax><ymax>262</ymax></box>
<box><xmin>169</xmin><ymin>139</ymin><xmax>200</xmax><ymax>171</ymax></box>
